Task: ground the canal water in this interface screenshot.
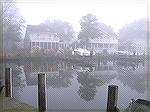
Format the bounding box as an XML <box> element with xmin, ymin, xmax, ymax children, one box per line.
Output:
<box><xmin>0</xmin><ymin>59</ymin><xmax>148</xmax><ymax>111</ymax></box>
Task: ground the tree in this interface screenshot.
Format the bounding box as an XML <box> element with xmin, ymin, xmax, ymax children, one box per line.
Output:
<box><xmin>118</xmin><ymin>18</ymin><xmax>147</xmax><ymax>53</ymax></box>
<box><xmin>0</xmin><ymin>1</ymin><xmax>3</xmax><ymax>54</ymax></box>
<box><xmin>98</xmin><ymin>22</ymin><xmax>116</xmax><ymax>37</ymax></box>
<box><xmin>1</xmin><ymin>0</ymin><xmax>24</xmax><ymax>55</ymax></box>
<box><xmin>119</xmin><ymin>40</ymin><xmax>136</xmax><ymax>52</ymax></box>
<box><xmin>41</xmin><ymin>19</ymin><xmax>75</xmax><ymax>48</ymax></box>
<box><xmin>78</xmin><ymin>14</ymin><xmax>102</xmax><ymax>48</ymax></box>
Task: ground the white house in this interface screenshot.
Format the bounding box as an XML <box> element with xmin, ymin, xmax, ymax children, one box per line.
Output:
<box><xmin>24</xmin><ymin>25</ymin><xmax>64</xmax><ymax>53</ymax></box>
<box><xmin>74</xmin><ymin>29</ymin><xmax>118</xmax><ymax>54</ymax></box>
<box><xmin>87</xmin><ymin>30</ymin><xmax>118</xmax><ymax>54</ymax></box>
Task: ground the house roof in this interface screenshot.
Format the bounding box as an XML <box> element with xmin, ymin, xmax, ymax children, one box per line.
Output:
<box><xmin>24</xmin><ymin>25</ymin><xmax>52</xmax><ymax>41</ymax></box>
<box><xmin>100</xmin><ymin>29</ymin><xmax>118</xmax><ymax>40</ymax></box>
<box><xmin>98</xmin><ymin>22</ymin><xmax>118</xmax><ymax>39</ymax></box>
<box><xmin>26</xmin><ymin>25</ymin><xmax>50</xmax><ymax>32</ymax></box>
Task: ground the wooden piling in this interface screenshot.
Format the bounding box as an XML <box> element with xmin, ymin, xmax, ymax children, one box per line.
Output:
<box><xmin>38</xmin><ymin>73</ymin><xmax>46</xmax><ymax>111</ymax></box>
<box><xmin>107</xmin><ymin>85</ymin><xmax>118</xmax><ymax>112</ymax></box>
<box><xmin>5</xmin><ymin>68</ymin><xmax>12</xmax><ymax>97</ymax></box>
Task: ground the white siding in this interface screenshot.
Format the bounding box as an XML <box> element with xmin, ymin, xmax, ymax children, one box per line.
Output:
<box><xmin>89</xmin><ymin>38</ymin><xmax>118</xmax><ymax>44</ymax></box>
<box><xmin>30</xmin><ymin>32</ymin><xmax>60</xmax><ymax>42</ymax></box>
<box><xmin>88</xmin><ymin>37</ymin><xmax>118</xmax><ymax>54</ymax></box>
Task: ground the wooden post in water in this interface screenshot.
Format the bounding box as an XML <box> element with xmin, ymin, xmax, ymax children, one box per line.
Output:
<box><xmin>107</xmin><ymin>85</ymin><xmax>118</xmax><ymax>112</ymax></box>
<box><xmin>38</xmin><ymin>73</ymin><xmax>46</xmax><ymax>111</ymax></box>
<box><xmin>5</xmin><ymin>68</ymin><xmax>12</xmax><ymax>97</ymax></box>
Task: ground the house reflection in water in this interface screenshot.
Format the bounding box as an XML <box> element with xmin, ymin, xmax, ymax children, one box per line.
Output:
<box><xmin>8</xmin><ymin>59</ymin><xmax>148</xmax><ymax>110</ymax></box>
<box><xmin>75</xmin><ymin>60</ymin><xmax>117</xmax><ymax>101</ymax></box>
<box><xmin>24</xmin><ymin>62</ymin><xmax>74</xmax><ymax>88</ymax></box>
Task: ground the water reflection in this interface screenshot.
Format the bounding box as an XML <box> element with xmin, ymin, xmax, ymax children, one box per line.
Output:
<box><xmin>115</xmin><ymin>60</ymin><xmax>147</xmax><ymax>93</ymax></box>
<box><xmin>76</xmin><ymin>61</ymin><xmax>117</xmax><ymax>102</ymax></box>
<box><xmin>2</xmin><ymin>59</ymin><xmax>148</xmax><ymax>110</ymax></box>
<box><xmin>115</xmin><ymin>61</ymin><xmax>139</xmax><ymax>71</ymax></box>
<box><xmin>47</xmin><ymin>70</ymin><xmax>74</xmax><ymax>88</ymax></box>
<box><xmin>13</xmin><ymin>65</ymin><xmax>26</xmax><ymax>88</ymax></box>
<box><xmin>77</xmin><ymin>72</ymin><xmax>99</xmax><ymax>101</ymax></box>
<box><xmin>23</xmin><ymin>62</ymin><xmax>74</xmax><ymax>88</ymax></box>
<box><xmin>12</xmin><ymin>59</ymin><xmax>147</xmax><ymax>95</ymax></box>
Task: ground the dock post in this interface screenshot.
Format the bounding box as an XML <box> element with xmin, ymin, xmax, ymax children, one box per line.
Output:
<box><xmin>107</xmin><ymin>85</ymin><xmax>119</xmax><ymax>112</ymax></box>
<box><xmin>5</xmin><ymin>68</ymin><xmax>12</xmax><ymax>97</ymax></box>
<box><xmin>38</xmin><ymin>73</ymin><xmax>46</xmax><ymax>111</ymax></box>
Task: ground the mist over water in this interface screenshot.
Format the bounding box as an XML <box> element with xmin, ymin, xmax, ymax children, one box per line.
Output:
<box><xmin>2</xmin><ymin>59</ymin><xmax>147</xmax><ymax>111</ymax></box>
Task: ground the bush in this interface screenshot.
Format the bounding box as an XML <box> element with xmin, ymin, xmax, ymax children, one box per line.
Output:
<box><xmin>44</xmin><ymin>49</ymin><xmax>58</xmax><ymax>56</ymax></box>
<box><xmin>31</xmin><ymin>46</ymin><xmax>43</xmax><ymax>57</ymax></box>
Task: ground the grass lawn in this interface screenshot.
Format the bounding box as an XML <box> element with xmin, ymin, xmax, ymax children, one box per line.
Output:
<box><xmin>0</xmin><ymin>89</ymin><xmax>38</xmax><ymax>112</ymax></box>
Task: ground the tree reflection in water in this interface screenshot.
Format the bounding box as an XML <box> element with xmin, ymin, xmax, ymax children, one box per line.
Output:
<box><xmin>46</xmin><ymin>70</ymin><xmax>74</xmax><ymax>88</ymax></box>
<box><xmin>12</xmin><ymin>65</ymin><xmax>26</xmax><ymax>92</ymax></box>
<box><xmin>77</xmin><ymin>71</ymin><xmax>103</xmax><ymax>102</ymax></box>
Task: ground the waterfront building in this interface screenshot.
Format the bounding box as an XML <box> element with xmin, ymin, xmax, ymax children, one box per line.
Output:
<box><xmin>73</xmin><ymin>30</ymin><xmax>118</xmax><ymax>54</ymax></box>
<box><xmin>87</xmin><ymin>30</ymin><xmax>118</xmax><ymax>54</ymax></box>
<box><xmin>24</xmin><ymin>25</ymin><xmax>64</xmax><ymax>54</ymax></box>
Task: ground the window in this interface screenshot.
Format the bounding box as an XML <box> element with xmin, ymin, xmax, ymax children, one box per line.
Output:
<box><xmin>40</xmin><ymin>42</ymin><xmax>44</xmax><ymax>48</ymax></box>
<box><xmin>110</xmin><ymin>44</ymin><xmax>114</xmax><ymax>48</ymax></box>
<box><xmin>36</xmin><ymin>42</ymin><xmax>39</xmax><ymax>46</ymax></box>
<box><xmin>48</xmin><ymin>43</ymin><xmax>51</xmax><ymax>49</ymax></box>
<box><xmin>32</xmin><ymin>42</ymin><xmax>36</xmax><ymax>47</ymax></box>
<box><xmin>109</xmin><ymin>66</ymin><xmax>114</xmax><ymax>70</ymax></box>
<box><xmin>56</xmin><ymin>43</ymin><xmax>58</xmax><ymax>49</ymax></box>
<box><xmin>60</xmin><ymin>43</ymin><xmax>64</xmax><ymax>49</ymax></box>
<box><xmin>44</xmin><ymin>42</ymin><xmax>47</xmax><ymax>49</ymax></box>
<box><xmin>104</xmin><ymin>44</ymin><xmax>109</xmax><ymax>48</ymax></box>
<box><xmin>87</xmin><ymin>43</ymin><xmax>91</xmax><ymax>48</ymax></box>
<box><xmin>52</xmin><ymin>43</ymin><xmax>55</xmax><ymax>49</ymax></box>
<box><xmin>98</xmin><ymin>43</ymin><xmax>103</xmax><ymax>48</ymax></box>
<box><xmin>95</xmin><ymin>43</ymin><xmax>98</xmax><ymax>48</ymax></box>
<box><xmin>104</xmin><ymin>66</ymin><xmax>108</xmax><ymax>70</ymax></box>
